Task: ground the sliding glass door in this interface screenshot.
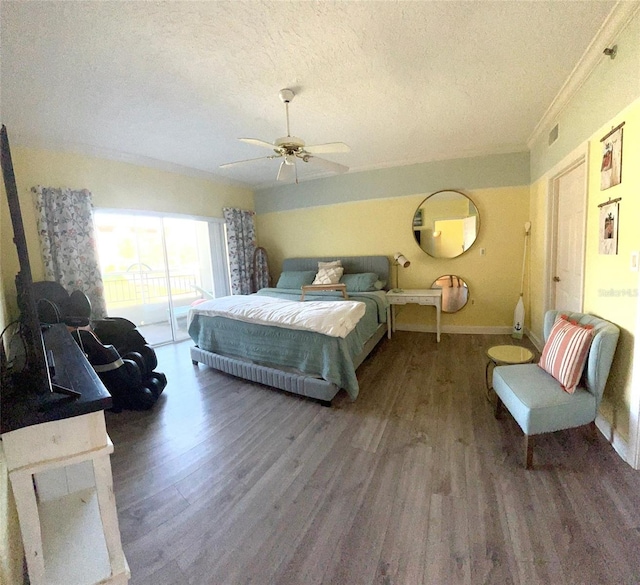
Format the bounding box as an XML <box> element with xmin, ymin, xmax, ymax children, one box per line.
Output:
<box><xmin>94</xmin><ymin>211</ymin><xmax>228</xmax><ymax>345</ymax></box>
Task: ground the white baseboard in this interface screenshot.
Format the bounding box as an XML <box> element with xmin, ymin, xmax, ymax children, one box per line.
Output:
<box><xmin>525</xmin><ymin>327</ymin><xmax>543</xmax><ymax>351</ymax></box>
<box><xmin>396</xmin><ymin>324</ymin><xmax>512</xmax><ymax>335</ymax></box>
<box><xmin>595</xmin><ymin>413</ymin><xmax>629</xmax><ymax>463</ymax></box>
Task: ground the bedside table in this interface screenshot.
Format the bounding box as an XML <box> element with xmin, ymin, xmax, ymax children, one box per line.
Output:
<box><xmin>386</xmin><ymin>289</ymin><xmax>442</xmax><ymax>342</ymax></box>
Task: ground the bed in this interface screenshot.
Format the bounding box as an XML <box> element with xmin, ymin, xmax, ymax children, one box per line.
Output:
<box><xmin>189</xmin><ymin>255</ymin><xmax>390</xmax><ymax>405</ymax></box>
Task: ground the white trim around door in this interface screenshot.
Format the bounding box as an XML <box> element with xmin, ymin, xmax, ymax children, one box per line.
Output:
<box><xmin>543</xmin><ymin>144</ymin><xmax>588</xmax><ymax>317</ymax></box>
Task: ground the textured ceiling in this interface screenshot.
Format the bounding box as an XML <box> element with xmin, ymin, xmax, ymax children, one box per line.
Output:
<box><xmin>1</xmin><ymin>1</ymin><xmax>616</xmax><ymax>188</ymax></box>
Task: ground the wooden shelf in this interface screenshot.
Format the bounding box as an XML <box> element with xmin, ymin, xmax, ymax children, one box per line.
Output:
<box><xmin>40</xmin><ymin>488</ymin><xmax>112</xmax><ymax>585</ymax></box>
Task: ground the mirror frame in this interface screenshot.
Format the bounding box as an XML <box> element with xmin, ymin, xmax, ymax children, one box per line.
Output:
<box><xmin>431</xmin><ymin>274</ymin><xmax>470</xmax><ymax>313</ymax></box>
<box><xmin>412</xmin><ymin>189</ymin><xmax>480</xmax><ymax>259</ymax></box>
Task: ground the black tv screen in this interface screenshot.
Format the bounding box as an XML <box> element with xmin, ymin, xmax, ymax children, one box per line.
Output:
<box><xmin>1</xmin><ymin>124</ymin><xmax>51</xmax><ymax>394</ymax></box>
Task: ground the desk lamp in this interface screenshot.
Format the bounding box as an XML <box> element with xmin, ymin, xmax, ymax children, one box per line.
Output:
<box><xmin>392</xmin><ymin>252</ymin><xmax>410</xmax><ymax>292</ymax></box>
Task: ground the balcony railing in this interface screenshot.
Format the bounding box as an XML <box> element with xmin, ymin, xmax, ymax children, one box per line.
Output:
<box><xmin>103</xmin><ymin>271</ymin><xmax>199</xmax><ymax>306</ymax></box>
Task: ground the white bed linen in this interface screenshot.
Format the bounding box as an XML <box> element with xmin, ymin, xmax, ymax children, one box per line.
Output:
<box><xmin>188</xmin><ymin>294</ymin><xmax>366</xmax><ymax>338</ymax></box>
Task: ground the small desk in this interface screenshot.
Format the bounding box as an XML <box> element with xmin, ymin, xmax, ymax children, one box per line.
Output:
<box><xmin>386</xmin><ymin>289</ymin><xmax>442</xmax><ymax>342</ymax></box>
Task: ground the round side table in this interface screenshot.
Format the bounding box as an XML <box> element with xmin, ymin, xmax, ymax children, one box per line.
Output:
<box><xmin>485</xmin><ymin>345</ymin><xmax>535</xmax><ymax>399</ymax></box>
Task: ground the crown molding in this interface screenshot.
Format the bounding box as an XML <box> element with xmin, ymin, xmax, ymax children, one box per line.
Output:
<box><xmin>527</xmin><ymin>1</ymin><xmax>640</xmax><ymax>149</ymax></box>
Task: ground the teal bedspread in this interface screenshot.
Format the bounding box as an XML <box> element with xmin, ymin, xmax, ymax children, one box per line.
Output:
<box><xmin>188</xmin><ymin>289</ymin><xmax>387</xmax><ymax>399</ymax></box>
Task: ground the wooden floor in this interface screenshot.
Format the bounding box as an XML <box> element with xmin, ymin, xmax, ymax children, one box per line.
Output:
<box><xmin>105</xmin><ymin>332</ymin><xmax>640</xmax><ymax>585</ymax></box>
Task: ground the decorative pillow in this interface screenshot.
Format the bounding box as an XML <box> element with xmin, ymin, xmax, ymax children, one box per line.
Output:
<box><xmin>318</xmin><ymin>260</ymin><xmax>342</xmax><ymax>268</ymax></box>
<box><xmin>313</xmin><ymin>265</ymin><xmax>344</xmax><ymax>285</ymax></box>
<box><xmin>373</xmin><ymin>279</ymin><xmax>387</xmax><ymax>290</ymax></box>
<box><xmin>339</xmin><ymin>272</ymin><xmax>379</xmax><ymax>292</ymax></box>
<box><xmin>538</xmin><ymin>315</ymin><xmax>595</xmax><ymax>394</ymax></box>
<box><xmin>276</xmin><ymin>270</ymin><xmax>316</xmax><ymax>289</ymax></box>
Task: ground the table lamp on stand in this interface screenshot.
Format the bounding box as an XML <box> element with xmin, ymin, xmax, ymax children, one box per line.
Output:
<box><xmin>392</xmin><ymin>252</ymin><xmax>410</xmax><ymax>292</ymax></box>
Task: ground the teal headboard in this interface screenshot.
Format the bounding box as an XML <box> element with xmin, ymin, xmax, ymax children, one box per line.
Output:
<box><xmin>282</xmin><ymin>256</ymin><xmax>390</xmax><ymax>289</ymax></box>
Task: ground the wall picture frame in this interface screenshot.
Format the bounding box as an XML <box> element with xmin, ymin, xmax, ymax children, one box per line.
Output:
<box><xmin>600</xmin><ymin>122</ymin><xmax>624</xmax><ymax>190</ymax></box>
<box><xmin>598</xmin><ymin>200</ymin><xmax>619</xmax><ymax>255</ymax></box>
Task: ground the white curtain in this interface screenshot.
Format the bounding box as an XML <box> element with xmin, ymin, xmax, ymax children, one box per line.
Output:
<box><xmin>32</xmin><ymin>186</ymin><xmax>108</xmax><ymax>318</ymax></box>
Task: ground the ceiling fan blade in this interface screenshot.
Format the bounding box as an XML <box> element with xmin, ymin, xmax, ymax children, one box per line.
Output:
<box><xmin>277</xmin><ymin>160</ymin><xmax>296</xmax><ymax>182</ymax></box>
<box><xmin>239</xmin><ymin>138</ymin><xmax>278</xmax><ymax>150</ymax></box>
<box><xmin>305</xmin><ymin>155</ymin><xmax>349</xmax><ymax>175</ymax></box>
<box><xmin>219</xmin><ymin>154</ymin><xmax>279</xmax><ymax>169</ymax></box>
<box><xmin>303</xmin><ymin>142</ymin><xmax>351</xmax><ymax>154</ymax></box>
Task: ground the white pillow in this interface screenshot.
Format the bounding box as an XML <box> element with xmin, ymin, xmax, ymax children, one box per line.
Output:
<box><xmin>318</xmin><ymin>260</ymin><xmax>342</xmax><ymax>268</ymax></box>
<box><xmin>313</xmin><ymin>265</ymin><xmax>344</xmax><ymax>285</ymax></box>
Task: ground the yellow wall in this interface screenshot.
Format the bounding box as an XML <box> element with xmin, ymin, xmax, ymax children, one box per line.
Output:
<box><xmin>528</xmin><ymin>98</ymin><xmax>640</xmax><ymax>443</ymax></box>
<box><xmin>1</xmin><ymin>147</ymin><xmax>253</xmax><ymax>318</ymax></box>
<box><xmin>256</xmin><ymin>185</ymin><xmax>530</xmax><ymax>330</ymax></box>
<box><xmin>583</xmin><ymin>100</ymin><xmax>640</xmax><ymax>441</ymax></box>
<box><xmin>528</xmin><ymin>176</ymin><xmax>549</xmax><ymax>341</ymax></box>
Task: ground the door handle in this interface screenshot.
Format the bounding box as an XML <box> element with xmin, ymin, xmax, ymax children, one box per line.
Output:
<box><xmin>553</xmin><ymin>276</ymin><xmax>561</xmax><ymax>282</ymax></box>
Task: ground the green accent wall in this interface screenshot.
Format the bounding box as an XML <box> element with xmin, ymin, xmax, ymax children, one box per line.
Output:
<box><xmin>255</xmin><ymin>151</ymin><xmax>530</xmax><ymax>214</ymax></box>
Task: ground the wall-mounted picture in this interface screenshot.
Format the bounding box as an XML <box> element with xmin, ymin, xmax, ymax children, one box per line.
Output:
<box><xmin>600</xmin><ymin>122</ymin><xmax>624</xmax><ymax>190</ymax></box>
<box><xmin>599</xmin><ymin>201</ymin><xmax>619</xmax><ymax>255</ymax></box>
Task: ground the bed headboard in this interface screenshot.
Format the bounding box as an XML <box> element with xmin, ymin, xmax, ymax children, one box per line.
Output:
<box><xmin>282</xmin><ymin>256</ymin><xmax>390</xmax><ymax>289</ymax></box>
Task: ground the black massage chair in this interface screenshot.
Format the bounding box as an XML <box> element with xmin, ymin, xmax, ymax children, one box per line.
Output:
<box><xmin>32</xmin><ymin>281</ymin><xmax>167</xmax><ymax>411</ymax></box>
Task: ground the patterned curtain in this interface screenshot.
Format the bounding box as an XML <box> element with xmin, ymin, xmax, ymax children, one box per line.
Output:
<box><xmin>223</xmin><ymin>207</ymin><xmax>256</xmax><ymax>295</ymax></box>
<box><xmin>32</xmin><ymin>186</ymin><xmax>108</xmax><ymax>318</ymax></box>
<box><xmin>252</xmin><ymin>247</ymin><xmax>271</xmax><ymax>292</ymax></box>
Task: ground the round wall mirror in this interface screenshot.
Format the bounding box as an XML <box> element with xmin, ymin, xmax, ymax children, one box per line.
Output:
<box><xmin>432</xmin><ymin>275</ymin><xmax>469</xmax><ymax>313</ymax></box>
<box><xmin>412</xmin><ymin>190</ymin><xmax>479</xmax><ymax>258</ymax></box>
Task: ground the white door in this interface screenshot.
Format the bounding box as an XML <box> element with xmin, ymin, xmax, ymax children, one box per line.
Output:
<box><xmin>553</xmin><ymin>161</ymin><xmax>586</xmax><ymax>311</ymax></box>
<box><xmin>462</xmin><ymin>216</ymin><xmax>477</xmax><ymax>251</ymax></box>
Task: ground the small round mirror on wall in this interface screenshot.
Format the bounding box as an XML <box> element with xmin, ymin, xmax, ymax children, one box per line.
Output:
<box><xmin>432</xmin><ymin>275</ymin><xmax>469</xmax><ymax>313</ymax></box>
<box><xmin>412</xmin><ymin>190</ymin><xmax>480</xmax><ymax>258</ymax></box>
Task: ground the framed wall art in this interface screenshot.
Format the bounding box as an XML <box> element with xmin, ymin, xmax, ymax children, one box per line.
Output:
<box><xmin>598</xmin><ymin>198</ymin><xmax>620</xmax><ymax>255</ymax></box>
<box><xmin>600</xmin><ymin>122</ymin><xmax>624</xmax><ymax>190</ymax></box>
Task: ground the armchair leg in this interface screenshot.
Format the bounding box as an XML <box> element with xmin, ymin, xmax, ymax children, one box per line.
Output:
<box><xmin>494</xmin><ymin>396</ymin><xmax>503</xmax><ymax>419</ymax></box>
<box><xmin>524</xmin><ymin>434</ymin><xmax>533</xmax><ymax>469</ymax></box>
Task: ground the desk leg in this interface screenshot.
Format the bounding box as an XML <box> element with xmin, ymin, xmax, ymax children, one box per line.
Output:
<box><xmin>10</xmin><ymin>471</ymin><xmax>46</xmax><ymax>585</ymax></box>
<box><xmin>94</xmin><ymin>454</ymin><xmax>128</xmax><ymax>576</ymax></box>
<box><xmin>436</xmin><ymin>302</ymin><xmax>441</xmax><ymax>343</ymax></box>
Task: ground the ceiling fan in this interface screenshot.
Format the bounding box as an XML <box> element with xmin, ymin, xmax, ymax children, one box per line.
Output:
<box><xmin>220</xmin><ymin>89</ymin><xmax>350</xmax><ymax>184</ymax></box>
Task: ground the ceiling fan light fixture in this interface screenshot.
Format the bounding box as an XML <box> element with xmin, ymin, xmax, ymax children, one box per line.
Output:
<box><xmin>221</xmin><ymin>88</ymin><xmax>349</xmax><ymax>183</ymax></box>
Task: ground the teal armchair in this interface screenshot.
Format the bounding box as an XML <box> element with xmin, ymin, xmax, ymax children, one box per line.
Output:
<box><xmin>493</xmin><ymin>310</ymin><xmax>620</xmax><ymax>468</ymax></box>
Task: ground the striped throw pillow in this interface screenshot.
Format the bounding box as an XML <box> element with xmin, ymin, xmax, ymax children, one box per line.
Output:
<box><xmin>538</xmin><ymin>315</ymin><xmax>595</xmax><ymax>394</ymax></box>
